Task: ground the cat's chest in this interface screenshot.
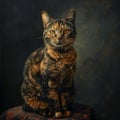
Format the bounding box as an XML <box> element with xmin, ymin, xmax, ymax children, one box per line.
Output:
<box><xmin>40</xmin><ymin>54</ymin><xmax>74</xmax><ymax>77</ymax></box>
<box><xmin>40</xmin><ymin>57</ymin><xmax>70</xmax><ymax>73</ymax></box>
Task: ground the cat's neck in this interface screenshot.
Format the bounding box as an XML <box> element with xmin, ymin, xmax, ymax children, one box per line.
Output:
<box><xmin>44</xmin><ymin>44</ymin><xmax>76</xmax><ymax>62</ymax></box>
<box><xmin>45</xmin><ymin>44</ymin><xmax>73</xmax><ymax>54</ymax></box>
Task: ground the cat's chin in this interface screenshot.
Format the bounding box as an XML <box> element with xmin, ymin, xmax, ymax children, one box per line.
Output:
<box><xmin>53</xmin><ymin>44</ymin><xmax>67</xmax><ymax>48</ymax></box>
<box><xmin>45</xmin><ymin>40</ymin><xmax>73</xmax><ymax>51</ymax></box>
<box><xmin>48</xmin><ymin>42</ymin><xmax>68</xmax><ymax>48</ymax></box>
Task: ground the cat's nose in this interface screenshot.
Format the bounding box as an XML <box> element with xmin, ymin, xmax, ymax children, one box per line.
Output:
<box><xmin>57</xmin><ymin>36</ymin><xmax>63</xmax><ymax>43</ymax></box>
<box><xmin>57</xmin><ymin>36</ymin><xmax>62</xmax><ymax>40</ymax></box>
<box><xmin>57</xmin><ymin>34</ymin><xmax>64</xmax><ymax>41</ymax></box>
<box><xmin>56</xmin><ymin>32</ymin><xmax>64</xmax><ymax>43</ymax></box>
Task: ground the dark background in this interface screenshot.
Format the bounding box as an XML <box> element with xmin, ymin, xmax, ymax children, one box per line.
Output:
<box><xmin>1</xmin><ymin>0</ymin><xmax>120</xmax><ymax>120</ymax></box>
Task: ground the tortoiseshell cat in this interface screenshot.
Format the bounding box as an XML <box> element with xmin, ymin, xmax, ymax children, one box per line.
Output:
<box><xmin>21</xmin><ymin>9</ymin><xmax>77</xmax><ymax>118</ymax></box>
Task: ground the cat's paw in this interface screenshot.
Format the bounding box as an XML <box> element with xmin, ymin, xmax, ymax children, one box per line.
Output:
<box><xmin>64</xmin><ymin>110</ymin><xmax>72</xmax><ymax>117</ymax></box>
<box><xmin>54</xmin><ymin>111</ymin><xmax>63</xmax><ymax>118</ymax></box>
<box><xmin>22</xmin><ymin>104</ymin><xmax>35</xmax><ymax>113</ymax></box>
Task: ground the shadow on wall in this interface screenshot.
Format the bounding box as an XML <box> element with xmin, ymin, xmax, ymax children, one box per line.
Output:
<box><xmin>74</xmin><ymin>1</ymin><xmax>120</xmax><ymax>120</ymax></box>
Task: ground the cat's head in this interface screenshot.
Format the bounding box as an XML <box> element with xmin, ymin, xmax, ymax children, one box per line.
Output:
<box><xmin>41</xmin><ymin>9</ymin><xmax>76</xmax><ymax>49</ymax></box>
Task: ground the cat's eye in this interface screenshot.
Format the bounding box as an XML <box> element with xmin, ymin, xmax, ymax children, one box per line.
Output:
<box><xmin>64</xmin><ymin>29</ymin><xmax>71</xmax><ymax>34</ymax></box>
<box><xmin>49</xmin><ymin>30</ymin><xmax>55</xmax><ymax>34</ymax></box>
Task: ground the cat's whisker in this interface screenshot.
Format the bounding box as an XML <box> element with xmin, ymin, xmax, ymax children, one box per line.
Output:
<box><xmin>74</xmin><ymin>42</ymin><xmax>84</xmax><ymax>48</ymax></box>
<box><xmin>35</xmin><ymin>37</ymin><xmax>45</xmax><ymax>40</ymax></box>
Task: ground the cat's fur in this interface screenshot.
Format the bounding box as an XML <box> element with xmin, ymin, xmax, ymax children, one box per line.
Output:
<box><xmin>21</xmin><ymin>9</ymin><xmax>77</xmax><ymax>118</ymax></box>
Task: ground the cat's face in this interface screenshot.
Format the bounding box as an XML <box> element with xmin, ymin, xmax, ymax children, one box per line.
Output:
<box><xmin>41</xmin><ymin>9</ymin><xmax>76</xmax><ymax>48</ymax></box>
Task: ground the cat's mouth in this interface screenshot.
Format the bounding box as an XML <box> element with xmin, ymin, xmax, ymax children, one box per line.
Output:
<box><xmin>46</xmin><ymin>39</ymin><xmax>68</xmax><ymax>48</ymax></box>
<box><xmin>50</xmin><ymin>42</ymin><xmax>67</xmax><ymax>47</ymax></box>
<box><xmin>53</xmin><ymin>38</ymin><xmax>74</xmax><ymax>48</ymax></box>
<box><xmin>45</xmin><ymin>37</ymin><xmax>74</xmax><ymax>48</ymax></box>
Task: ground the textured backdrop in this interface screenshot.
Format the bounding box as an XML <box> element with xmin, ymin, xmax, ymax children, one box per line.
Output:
<box><xmin>1</xmin><ymin>0</ymin><xmax>120</xmax><ymax>120</ymax></box>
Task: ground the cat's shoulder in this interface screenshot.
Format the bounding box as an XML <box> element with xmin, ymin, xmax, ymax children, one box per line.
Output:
<box><xmin>25</xmin><ymin>46</ymin><xmax>44</xmax><ymax>65</ymax></box>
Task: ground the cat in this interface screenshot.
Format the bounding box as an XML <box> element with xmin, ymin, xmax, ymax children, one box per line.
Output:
<box><xmin>21</xmin><ymin>9</ymin><xmax>77</xmax><ymax>118</ymax></box>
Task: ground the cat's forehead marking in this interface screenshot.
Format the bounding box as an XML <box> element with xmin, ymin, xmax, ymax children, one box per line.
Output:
<box><xmin>51</xmin><ymin>20</ymin><xmax>69</xmax><ymax>29</ymax></box>
<box><xmin>52</xmin><ymin>22</ymin><xmax>59</xmax><ymax>29</ymax></box>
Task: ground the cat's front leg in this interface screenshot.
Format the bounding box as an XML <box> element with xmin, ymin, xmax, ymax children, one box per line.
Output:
<box><xmin>48</xmin><ymin>80</ymin><xmax>64</xmax><ymax>118</ymax></box>
<box><xmin>60</xmin><ymin>92</ymin><xmax>74</xmax><ymax>117</ymax></box>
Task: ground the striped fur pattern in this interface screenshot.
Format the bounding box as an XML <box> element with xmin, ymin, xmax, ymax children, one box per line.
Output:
<box><xmin>21</xmin><ymin>9</ymin><xmax>77</xmax><ymax>118</ymax></box>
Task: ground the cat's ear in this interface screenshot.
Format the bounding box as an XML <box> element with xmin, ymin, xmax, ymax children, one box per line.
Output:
<box><xmin>65</xmin><ymin>9</ymin><xmax>76</xmax><ymax>24</ymax></box>
<box><xmin>41</xmin><ymin>11</ymin><xmax>54</xmax><ymax>28</ymax></box>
